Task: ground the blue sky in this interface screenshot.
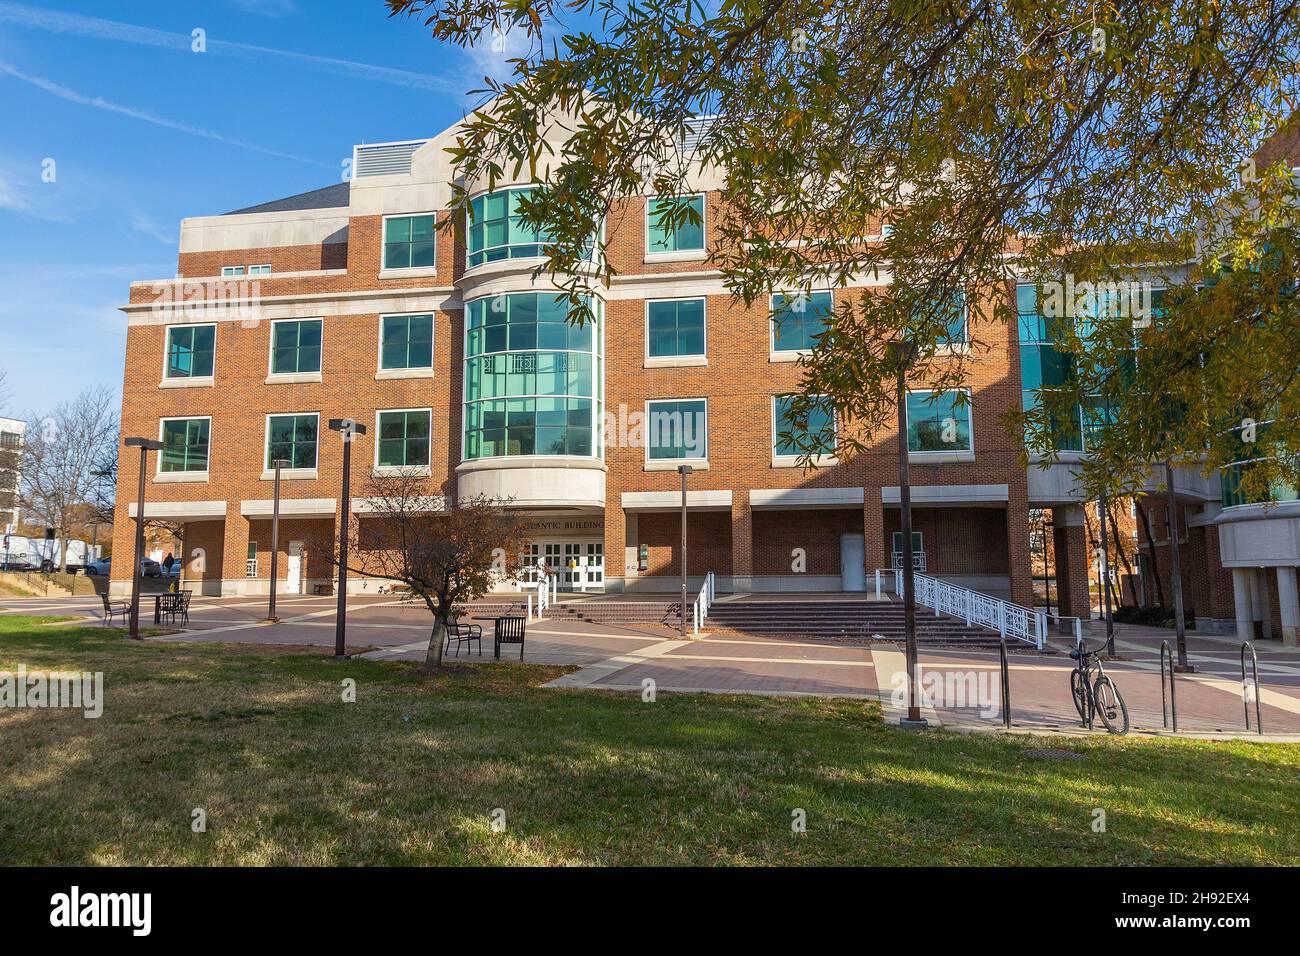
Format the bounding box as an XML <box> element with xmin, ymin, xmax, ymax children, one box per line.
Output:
<box><xmin>0</xmin><ymin>0</ymin><xmax>521</xmax><ymax>418</ymax></box>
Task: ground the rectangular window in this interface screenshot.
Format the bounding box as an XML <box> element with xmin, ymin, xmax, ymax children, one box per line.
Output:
<box><xmin>165</xmin><ymin>324</ymin><xmax>216</xmax><ymax>379</ymax></box>
<box><xmin>929</xmin><ymin>291</ymin><xmax>967</xmax><ymax>344</ymax></box>
<box><xmin>0</xmin><ymin>432</ymin><xmax>18</xmax><ymax>449</ymax></box>
<box><xmin>248</xmin><ymin>264</ymin><xmax>271</xmax><ymax>275</ymax></box>
<box><xmin>646</xmin><ymin>298</ymin><xmax>705</xmax><ymax>358</ymax></box>
<box><xmin>266</xmin><ymin>414</ymin><xmax>319</xmax><ymax>470</ymax></box>
<box><xmin>771</xmin><ymin>291</ymin><xmax>832</xmax><ymax>353</ymax></box>
<box><xmin>159</xmin><ymin>417</ymin><xmax>210</xmax><ymax>473</ymax></box>
<box><xmin>246</xmin><ymin>540</ymin><xmax>257</xmax><ymax>578</ymax></box>
<box><xmin>646</xmin><ymin>195</ymin><xmax>704</xmax><ymax>253</ymax></box>
<box><xmin>270</xmin><ymin>319</ymin><xmax>322</xmax><ymax>375</ymax></box>
<box><xmin>380</xmin><ymin>314</ymin><xmax>434</xmax><ymax>370</ymax></box>
<box><xmin>220</xmin><ymin>266</ymin><xmax>245</xmax><ymax>277</ymax></box>
<box><xmin>377</xmin><ymin>409</ymin><xmax>432</xmax><ymax>468</ymax></box>
<box><xmin>646</xmin><ymin>399</ymin><xmax>708</xmax><ymax>460</ymax></box>
<box><xmin>906</xmin><ymin>389</ymin><xmax>972</xmax><ymax>453</ymax></box>
<box><xmin>383</xmin><ymin>214</ymin><xmax>436</xmax><ymax>270</ymax></box>
<box><xmin>891</xmin><ymin>532</ymin><xmax>923</xmax><ymax>554</ymax></box>
<box><xmin>773</xmin><ymin>395</ymin><xmax>836</xmax><ymax>459</ymax></box>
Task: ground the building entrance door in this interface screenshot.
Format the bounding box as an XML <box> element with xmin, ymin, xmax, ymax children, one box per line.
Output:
<box><xmin>840</xmin><ymin>534</ymin><xmax>866</xmax><ymax>591</ymax></box>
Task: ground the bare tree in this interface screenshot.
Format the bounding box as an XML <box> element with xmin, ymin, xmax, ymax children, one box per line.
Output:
<box><xmin>314</xmin><ymin>475</ymin><xmax>527</xmax><ymax>670</ymax></box>
<box><xmin>21</xmin><ymin>387</ymin><xmax>119</xmax><ymax>571</ymax></box>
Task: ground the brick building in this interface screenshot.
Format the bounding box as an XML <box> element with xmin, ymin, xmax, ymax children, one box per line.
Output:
<box><xmin>108</xmin><ymin>121</ymin><xmax>1108</xmax><ymax>616</ymax></box>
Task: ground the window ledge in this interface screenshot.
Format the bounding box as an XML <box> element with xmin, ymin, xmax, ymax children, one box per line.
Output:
<box><xmin>154</xmin><ymin>472</ymin><xmax>209</xmax><ymax>484</ymax></box>
<box><xmin>644</xmin><ymin>355</ymin><xmax>708</xmax><ymax>368</ymax></box>
<box><xmin>644</xmin><ymin>250</ymin><xmax>707</xmax><ymax>264</ymax></box>
<box><xmin>908</xmin><ymin>451</ymin><xmax>975</xmax><ymax>464</ymax></box>
<box><xmin>769</xmin><ymin>350</ymin><xmax>811</xmax><ymax>363</ymax></box>
<box><xmin>375</xmin><ymin>368</ymin><xmax>435</xmax><ymax>381</ymax></box>
<box><xmin>261</xmin><ymin>468</ymin><xmax>318</xmax><ymax>481</ymax></box>
<box><xmin>772</xmin><ymin>455</ymin><xmax>838</xmax><ymax>469</ymax></box>
<box><xmin>644</xmin><ymin>459</ymin><xmax>709</xmax><ymax>472</ymax></box>
<box><xmin>935</xmin><ymin>342</ymin><xmax>970</xmax><ymax>356</ymax></box>
<box><xmin>266</xmin><ymin>372</ymin><xmax>323</xmax><ymax>385</ymax></box>
<box><xmin>379</xmin><ymin>266</ymin><xmax>439</xmax><ymax>280</ymax></box>
<box><xmin>159</xmin><ymin>377</ymin><xmax>214</xmax><ymax>389</ymax></box>
<box><xmin>373</xmin><ymin>466</ymin><xmax>432</xmax><ymax>478</ymax></box>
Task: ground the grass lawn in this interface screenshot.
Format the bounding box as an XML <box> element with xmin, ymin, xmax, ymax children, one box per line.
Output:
<box><xmin>0</xmin><ymin>614</ymin><xmax>1296</xmax><ymax>866</ymax></box>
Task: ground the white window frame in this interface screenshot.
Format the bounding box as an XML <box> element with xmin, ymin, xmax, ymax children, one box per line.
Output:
<box><xmin>644</xmin><ymin>296</ymin><xmax>708</xmax><ymax>368</ymax></box>
<box><xmin>380</xmin><ymin>211</ymin><xmax>438</xmax><ymax>277</ymax></box>
<box><xmin>266</xmin><ymin>317</ymin><xmax>324</xmax><ymax>384</ymax></box>
<box><xmin>376</xmin><ymin>312</ymin><xmax>436</xmax><ymax>380</ymax></box>
<box><xmin>905</xmin><ymin>387</ymin><xmax>975</xmax><ymax>462</ymax></box>
<box><xmin>771</xmin><ymin>394</ymin><xmax>838</xmax><ymax>468</ymax></box>
<box><xmin>769</xmin><ymin>290</ymin><xmax>833</xmax><ymax>362</ymax></box>
<box><xmin>160</xmin><ymin>322</ymin><xmax>217</xmax><ymax>388</ymax></box>
<box><xmin>220</xmin><ymin>265</ymin><xmax>245</xmax><ymax>277</ymax></box>
<box><xmin>374</xmin><ymin>407</ymin><xmax>433</xmax><ymax>476</ymax></box>
<box><xmin>643</xmin><ymin>397</ymin><xmax>709</xmax><ymax>471</ymax></box>
<box><xmin>248</xmin><ymin>263</ymin><xmax>272</xmax><ymax>275</ymax></box>
<box><xmin>644</xmin><ymin>193</ymin><xmax>707</xmax><ymax>261</ymax></box>
<box><xmin>155</xmin><ymin>415</ymin><xmax>212</xmax><ymax>483</ymax></box>
<box><xmin>262</xmin><ymin>412</ymin><xmax>321</xmax><ymax>480</ymax></box>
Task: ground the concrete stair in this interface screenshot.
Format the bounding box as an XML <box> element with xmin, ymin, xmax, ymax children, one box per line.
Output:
<box><xmin>705</xmin><ymin>600</ymin><xmax>1023</xmax><ymax>648</ymax></box>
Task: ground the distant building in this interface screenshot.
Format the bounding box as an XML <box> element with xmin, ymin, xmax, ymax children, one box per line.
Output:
<box><xmin>0</xmin><ymin>417</ymin><xmax>24</xmax><ymax>532</ymax></box>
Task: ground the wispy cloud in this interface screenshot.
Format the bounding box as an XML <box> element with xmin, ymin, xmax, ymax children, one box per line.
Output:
<box><xmin>0</xmin><ymin>61</ymin><xmax>332</xmax><ymax>167</ymax></box>
<box><xmin>0</xmin><ymin>2</ymin><xmax>459</xmax><ymax>92</ymax></box>
<box><xmin>229</xmin><ymin>0</ymin><xmax>298</xmax><ymax>16</ymax></box>
<box><xmin>129</xmin><ymin>210</ymin><xmax>176</xmax><ymax>245</ymax></box>
<box><xmin>466</xmin><ymin>24</ymin><xmax>532</xmax><ymax>84</ymax></box>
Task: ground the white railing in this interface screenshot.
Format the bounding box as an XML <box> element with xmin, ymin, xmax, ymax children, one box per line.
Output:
<box><xmin>888</xmin><ymin>568</ymin><xmax>1046</xmax><ymax>649</ymax></box>
<box><xmin>526</xmin><ymin>570</ymin><xmax>557</xmax><ymax>622</ymax></box>
<box><xmin>691</xmin><ymin>571</ymin><xmax>716</xmax><ymax>636</ymax></box>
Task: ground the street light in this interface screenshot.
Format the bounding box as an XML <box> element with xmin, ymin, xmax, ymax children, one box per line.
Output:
<box><xmin>124</xmin><ymin>436</ymin><xmax>163</xmax><ymax>640</ymax></box>
<box><xmin>327</xmin><ymin>419</ymin><xmax>366</xmax><ymax>658</ymax></box>
<box><xmin>678</xmin><ymin>464</ymin><xmax>693</xmax><ymax>639</ymax></box>
<box><xmin>1165</xmin><ymin>460</ymin><xmax>1194</xmax><ymax>672</ymax></box>
<box><xmin>265</xmin><ymin>458</ymin><xmax>289</xmax><ymax>623</ymax></box>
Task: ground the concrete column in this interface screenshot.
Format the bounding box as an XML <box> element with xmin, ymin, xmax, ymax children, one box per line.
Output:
<box><xmin>1232</xmin><ymin>567</ymin><xmax>1255</xmax><ymax>641</ymax></box>
<box><xmin>1257</xmin><ymin>568</ymin><xmax>1274</xmax><ymax>639</ymax></box>
<box><xmin>863</xmin><ymin>487</ymin><xmax>886</xmax><ymax>578</ymax></box>
<box><xmin>731</xmin><ymin>490</ymin><xmax>753</xmax><ymax>594</ymax></box>
<box><xmin>1277</xmin><ymin>566</ymin><xmax>1300</xmax><ymax>647</ymax></box>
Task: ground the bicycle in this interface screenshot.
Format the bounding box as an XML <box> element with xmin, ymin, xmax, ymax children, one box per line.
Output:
<box><xmin>1069</xmin><ymin>640</ymin><xmax>1130</xmax><ymax>735</ymax></box>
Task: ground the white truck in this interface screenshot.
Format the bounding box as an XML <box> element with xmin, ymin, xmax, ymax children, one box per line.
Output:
<box><xmin>1</xmin><ymin>534</ymin><xmax>35</xmax><ymax>570</ymax></box>
<box><xmin>0</xmin><ymin>537</ymin><xmax>92</xmax><ymax>572</ymax></box>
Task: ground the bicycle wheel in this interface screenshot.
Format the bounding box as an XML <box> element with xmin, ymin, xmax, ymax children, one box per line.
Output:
<box><xmin>1070</xmin><ymin>668</ymin><xmax>1089</xmax><ymax>724</ymax></box>
<box><xmin>1093</xmin><ymin>675</ymin><xmax>1130</xmax><ymax>736</ymax></box>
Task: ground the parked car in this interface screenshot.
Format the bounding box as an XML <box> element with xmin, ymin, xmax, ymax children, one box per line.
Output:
<box><xmin>164</xmin><ymin>560</ymin><xmax>182</xmax><ymax>579</ymax></box>
<box><xmin>85</xmin><ymin>557</ymin><xmax>111</xmax><ymax>576</ymax></box>
<box><xmin>140</xmin><ymin>557</ymin><xmax>161</xmax><ymax>577</ymax></box>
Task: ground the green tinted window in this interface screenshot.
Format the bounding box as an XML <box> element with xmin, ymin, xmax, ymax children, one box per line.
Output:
<box><xmin>906</xmin><ymin>390</ymin><xmax>972</xmax><ymax>452</ymax></box>
<box><xmin>380</xmin><ymin>315</ymin><xmax>433</xmax><ymax>370</ymax></box>
<box><xmin>647</xmin><ymin>195</ymin><xmax>704</xmax><ymax>253</ymax></box>
<box><xmin>160</xmin><ymin>418</ymin><xmax>209</xmax><ymax>472</ymax></box>
<box><xmin>271</xmin><ymin>320</ymin><xmax>322</xmax><ymax>374</ymax></box>
<box><xmin>771</xmin><ymin>291</ymin><xmax>832</xmax><ymax>352</ymax></box>
<box><xmin>383</xmin><ymin>215</ymin><xmax>436</xmax><ymax>269</ymax></box>
<box><xmin>377</xmin><ymin>410</ymin><xmax>431</xmax><ymax>467</ymax></box>
<box><xmin>646</xmin><ymin>399</ymin><xmax>707</xmax><ymax>460</ymax></box>
<box><xmin>647</xmin><ymin>299</ymin><xmax>705</xmax><ymax>357</ymax></box>
<box><xmin>266</xmin><ymin>414</ymin><xmax>318</xmax><ymax>469</ymax></box>
<box><xmin>166</xmin><ymin>325</ymin><xmax>216</xmax><ymax>378</ymax></box>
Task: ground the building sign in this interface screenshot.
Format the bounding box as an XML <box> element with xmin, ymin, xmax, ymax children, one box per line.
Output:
<box><xmin>521</xmin><ymin>517</ymin><xmax>604</xmax><ymax>536</ymax></box>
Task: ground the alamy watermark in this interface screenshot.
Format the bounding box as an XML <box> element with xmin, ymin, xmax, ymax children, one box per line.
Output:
<box><xmin>0</xmin><ymin>666</ymin><xmax>103</xmax><ymax>718</ymax></box>
<box><xmin>1038</xmin><ymin>277</ymin><xmax>1155</xmax><ymax>327</ymax></box>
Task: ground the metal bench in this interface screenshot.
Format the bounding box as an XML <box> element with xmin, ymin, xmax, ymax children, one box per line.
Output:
<box><xmin>493</xmin><ymin>615</ymin><xmax>526</xmax><ymax>660</ymax></box>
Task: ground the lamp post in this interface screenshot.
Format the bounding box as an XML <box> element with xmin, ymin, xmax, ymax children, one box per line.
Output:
<box><xmin>327</xmin><ymin>419</ymin><xmax>366</xmax><ymax>658</ymax></box>
<box><xmin>1097</xmin><ymin>494</ymin><xmax>1116</xmax><ymax>655</ymax></box>
<box><xmin>265</xmin><ymin>458</ymin><xmax>289</xmax><ymax>623</ymax></box>
<box><xmin>124</xmin><ymin>437</ymin><xmax>163</xmax><ymax>640</ymax></box>
<box><xmin>678</xmin><ymin>464</ymin><xmax>693</xmax><ymax>639</ymax></box>
<box><xmin>892</xmin><ymin>339</ymin><xmax>927</xmax><ymax>729</ymax></box>
<box><xmin>1165</xmin><ymin>461</ymin><xmax>1194</xmax><ymax>672</ymax></box>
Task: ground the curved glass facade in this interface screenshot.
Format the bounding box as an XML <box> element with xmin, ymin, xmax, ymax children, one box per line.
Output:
<box><xmin>463</xmin><ymin>292</ymin><xmax>603</xmax><ymax>460</ymax></box>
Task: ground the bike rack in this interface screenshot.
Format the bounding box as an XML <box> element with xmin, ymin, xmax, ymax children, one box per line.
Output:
<box><xmin>1240</xmin><ymin>642</ymin><xmax>1263</xmax><ymax>735</ymax></box>
<box><xmin>998</xmin><ymin>635</ymin><xmax>1011</xmax><ymax>730</ymax></box>
<box><xmin>1159</xmin><ymin>640</ymin><xmax>1178</xmax><ymax>734</ymax></box>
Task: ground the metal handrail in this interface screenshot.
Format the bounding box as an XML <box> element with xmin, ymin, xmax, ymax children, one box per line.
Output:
<box><xmin>1159</xmin><ymin>640</ymin><xmax>1178</xmax><ymax>733</ymax></box>
<box><xmin>1241</xmin><ymin>642</ymin><xmax>1263</xmax><ymax>735</ymax></box>
<box><xmin>889</xmin><ymin>567</ymin><xmax>1045</xmax><ymax>649</ymax></box>
<box><xmin>998</xmin><ymin>635</ymin><xmax>1011</xmax><ymax>730</ymax></box>
<box><xmin>692</xmin><ymin>571</ymin><xmax>715</xmax><ymax>636</ymax></box>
